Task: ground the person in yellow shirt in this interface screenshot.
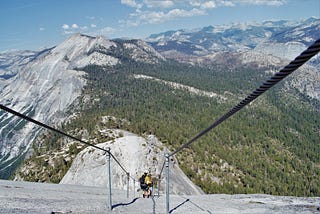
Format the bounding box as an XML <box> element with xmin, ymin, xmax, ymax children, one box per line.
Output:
<box><xmin>144</xmin><ymin>173</ymin><xmax>153</xmax><ymax>198</ymax></box>
<box><xmin>139</xmin><ymin>170</ymin><xmax>153</xmax><ymax>198</ymax></box>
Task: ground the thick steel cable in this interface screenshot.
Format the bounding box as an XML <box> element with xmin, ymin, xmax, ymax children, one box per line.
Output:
<box><xmin>169</xmin><ymin>38</ymin><xmax>320</xmax><ymax>157</ymax></box>
<box><xmin>156</xmin><ymin>160</ymin><xmax>166</xmax><ymax>188</ymax></box>
<box><xmin>109</xmin><ymin>152</ymin><xmax>135</xmax><ymax>180</ymax></box>
<box><xmin>0</xmin><ymin>104</ymin><xmax>134</xmax><ymax>179</ymax></box>
<box><xmin>159</xmin><ymin>160</ymin><xmax>166</xmax><ymax>178</ymax></box>
<box><xmin>0</xmin><ymin>104</ymin><xmax>107</xmax><ymax>152</ymax></box>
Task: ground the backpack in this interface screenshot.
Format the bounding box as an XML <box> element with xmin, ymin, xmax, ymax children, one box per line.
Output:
<box><xmin>140</xmin><ymin>174</ymin><xmax>146</xmax><ymax>185</ymax></box>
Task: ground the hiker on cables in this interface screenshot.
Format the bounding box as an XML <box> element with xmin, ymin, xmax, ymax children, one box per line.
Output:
<box><xmin>139</xmin><ymin>170</ymin><xmax>153</xmax><ymax>198</ymax></box>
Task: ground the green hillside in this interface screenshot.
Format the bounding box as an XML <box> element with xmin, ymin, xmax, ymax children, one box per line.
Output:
<box><xmin>22</xmin><ymin>59</ymin><xmax>320</xmax><ymax>196</ymax></box>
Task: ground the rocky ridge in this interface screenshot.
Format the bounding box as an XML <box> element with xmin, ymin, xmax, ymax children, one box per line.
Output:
<box><xmin>0</xmin><ymin>34</ymin><xmax>164</xmax><ymax>178</ymax></box>
<box><xmin>60</xmin><ymin>129</ymin><xmax>203</xmax><ymax>195</ymax></box>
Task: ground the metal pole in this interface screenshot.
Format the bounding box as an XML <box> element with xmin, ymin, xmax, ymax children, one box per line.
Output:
<box><xmin>133</xmin><ymin>179</ymin><xmax>136</xmax><ymax>198</ymax></box>
<box><xmin>106</xmin><ymin>147</ymin><xmax>112</xmax><ymax>211</ymax></box>
<box><xmin>127</xmin><ymin>172</ymin><xmax>130</xmax><ymax>198</ymax></box>
<box><xmin>158</xmin><ymin>175</ymin><xmax>161</xmax><ymax>197</ymax></box>
<box><xmin>165</xmin><ymin>154</ymin><xmax>170</xmax><ymax>214</ymax></box>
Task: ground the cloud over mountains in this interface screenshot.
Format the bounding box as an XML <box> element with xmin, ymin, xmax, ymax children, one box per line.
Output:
<box><xmin>120</xmin><ymin>0</ymin><xmax>286</xmax><ymax>26</ymax></box>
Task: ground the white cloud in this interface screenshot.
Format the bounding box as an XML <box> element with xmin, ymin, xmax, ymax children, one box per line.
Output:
<box><xmin>83</xmin><ymin>26</ymin><xmax>116</xmax><ymax>37</ymax></box>
<box><xmin>39</xmin><ymin>27</ymin><xmax>45</xmax><ymax>31</ymax></box>
<box><xmin>119</xmin><ymin>0</ymin><xmax>286</xmax><ymax>27</ymax></box>
<box><xmin>189</xmin><ymin>0</ymin><xmax>201</xmax><ymax>7</ymax></box>
<box><xmin>189</xmin><ymin>0</ymin><xmax>284</xmax><ymax>7</ymax></box>
<box><xmin>167</xmin><ymin>8</ymin><xmax>205</xmax><ymax>18</ymax></box>
<box><xmin>122</xmin><ymin>0</ymin><xmax>286</xmax><ymax>10</ymax></box>
<box><xmin>236</xmin><ymin>0</ymin><xmax>286</xmax><ymax>6</ymax></box>
<box><xmin>100</xmin><ymin>27</ymin><xmax>116</xmax><ymax>34</ymax></box>
<box><xmin>62</xmin><ymin>24</ymin><xmax>69</xmax><ymax>30</ymax></box>
<box><xmin>62</xmin><ymin>23</ymin><xmax>84</xmax><ymax>35</ymax></box>
<box><xmin>123</xmin><ymin>8</ymin><xmax>206</xmax><ymax>26</ymax></box>
<box><xmin>119</xmin><ymin>18</ymin><xmax>139</xmax><ymax>27</ymax></box>
<box><xmin>143</xmin><ymin>0</ymin><xmax>174</xmax><ymax>8</ymax></box>
<box><xmin>219</xmin><ymin>1</ymin><xmax>235</xmax><ymax>7</ymax></box>
<box><xmin>61</xmin><ymin>21</ymin><xmax>115</xmax><ymax>36</ymax></box>
<box><xmin>72</xmin><ymin>24</ymin><xmax>79</xmax><ymax>29</ymax></box>
<box><xmin>200</xmin><ymin>1</ymin><xmax>216</xmax><ymax>9</ymax></box>
<box><xmin>121</xmin><ymin>0</ymin><xmax>142</xmax><ymax>8</ymax></box>
<box><xmin>63</xmin><ymin>30</ymin><xmax>74</xmax><ymax>35</ymax></box>
<box><xmin>189</xmin><ymin>0</ymin><xmax>219</xmax><ymax>9</ymax></box>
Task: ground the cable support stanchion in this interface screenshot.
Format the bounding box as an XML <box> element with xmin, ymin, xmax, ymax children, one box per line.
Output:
<box><xmin>169</xmin><ymin>38</ymin><xmax>320</xmax><ymax>157</ymax></box>
<box><xmin>106</xmin><ymin>147</ymin><xmax>112</xmax><ymax>211</ymax></box>
<box><xmin>0</xmin><ymin>104</ymin><xmax>107</xmax><ymax>152</ymax></box>
<box><xmin>127</xmin><ymin>172</ymin><xmax>130</xmax><ymax>199</ymax></box>
<box><xmin>165</xmin><ymin>154</ymin><xmax>170</xmax><ymax>214</ymax></box>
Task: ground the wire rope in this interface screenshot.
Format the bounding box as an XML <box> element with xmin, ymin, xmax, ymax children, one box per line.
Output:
<box><xmin>0</xmin><ymin>104</ymin><xmax>134</xmax><ymax>178</ymax></box>
<box><xmin>169</xmin><ymin>38</ymin><xmax>320</xmax><ymax>157</ymax></box>
<box><xmin>0</xmin><ymin>104</ymin><xmax>107</xmax><ymax>152</ymax></box>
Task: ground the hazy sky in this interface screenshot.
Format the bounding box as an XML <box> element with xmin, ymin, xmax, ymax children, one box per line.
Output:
<box><xmin>0</xmin><ymin>0</ymin><xmax>319</xmax><ymax>52</ymax></box>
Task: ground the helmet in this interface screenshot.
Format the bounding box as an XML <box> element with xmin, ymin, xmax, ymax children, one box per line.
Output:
<box><xmin>144</xmin><ymin>170</ymin><xmax>148</xmax><ymax>174</ymax></box>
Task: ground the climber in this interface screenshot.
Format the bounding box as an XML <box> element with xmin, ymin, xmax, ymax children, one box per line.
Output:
<box><xmin>144</xmin><ymin>172</ymin><xmax>153</xmax><ymax>198</ymax></box>
<box><xmin>139</xmin><ymin>170</ymin><xmax>153</xmax><ymax>198</ymax></box>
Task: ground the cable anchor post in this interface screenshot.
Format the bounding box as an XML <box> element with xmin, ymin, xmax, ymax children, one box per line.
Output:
<box><xmin>158</xmin><ymin>174</ymin><xmax>161</xmax><ymax>197</ymax></box>
<box><xmin>133</xmin><ymin>178</ymin><xmax>136</xmax><ymax>198</ymax></box>
<box><xmin>106</xmin><ymin>147</ymin><xmax>112</xmax><ymax>211</ymax></box>
<box><xmin>127</xmin><ymin>172</ymin><xmax>130</xmax><ymax>198</ymax></box>
<box><xmin>165</xmin><ymin>153</ymin><xmax>170</xmax><ymax>214</ymax></box>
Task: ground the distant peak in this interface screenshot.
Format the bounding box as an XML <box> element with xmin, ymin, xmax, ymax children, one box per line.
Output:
<box><xmin>305</xmin><ymin>16</ymin><xmax>320</xmax><ymax>23</ymax></box>
<box><xmin>201</xmin><ymin>26</ymin><xmax>214</xmax><ymax>32</ymax></box>
<box><xmin>69</xmin><ymin>33</ymin><xmax>96</xmax><ymax>39</ymax></box>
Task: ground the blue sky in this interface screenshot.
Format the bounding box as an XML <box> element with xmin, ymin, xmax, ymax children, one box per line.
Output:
<box><xmin>0</xmin><ymin>0</ymin><xmax>319</xmax><ymax>52</ymax></box>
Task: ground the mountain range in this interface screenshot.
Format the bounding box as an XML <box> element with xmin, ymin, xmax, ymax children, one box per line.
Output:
<box><xmin>146</xmin><ymin>17</ymin><xmax>320</xmax><ymax>101</ymax></box>
<box><xmin>0</xmin><ymin>17</ymin><xmax>319</xmax><ymax>196</ymax></box>
<box><xmin>146</xmin><ymin>17</ymin><xmax>320</xmax><ymax>58</ymax></box>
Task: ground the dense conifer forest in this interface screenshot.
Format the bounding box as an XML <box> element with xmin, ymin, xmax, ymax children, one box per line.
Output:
<box><xmin>24</xmin><ymin>59</ymin><xmax>320</xmax><ymax>196</ymax></box>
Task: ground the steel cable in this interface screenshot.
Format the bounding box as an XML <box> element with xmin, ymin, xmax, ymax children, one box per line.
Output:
<box><xmin>169</xmin><ymin>38</ymin><xmax>320</xmax><ymax>157</ymax></box>
<box><xmin>109</xmin><ymin>152</ymin><xmax>135</xmax><ymax>180</ymax></box>
<box><xmin>0</xmin><ymin>104</ymin><xmax>107</xmax><ymax>152</ymax></box>
<box><xmin>159</xmin><ymin>161</ymin><xmax>166</xmax><ymax>178</ymax></box>
<box><xmin>0</xmin><ymin>104</ymin><xmax>135</xmax><ymax>179</ymax></box>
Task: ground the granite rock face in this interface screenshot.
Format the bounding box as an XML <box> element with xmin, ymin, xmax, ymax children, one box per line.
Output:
<box><xmin>0</xmin><ymin>34</ymin><xmax>164</xmax><ymax>178</ymax></box>
<box><xmin>60</xmin><ymin>130</ymin><xmax>203</xmax><ymax>195</ymax></box>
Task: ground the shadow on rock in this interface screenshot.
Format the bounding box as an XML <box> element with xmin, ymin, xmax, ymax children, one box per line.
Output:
<box><xmin>170</xmin><ymin>197</ymin><xmax>212</xmax><ymax>214</ymax></box>
<box><xmin>169</xmin><ymin>199</ymin><xmax>190</xmax><ymax>213</ymax></box>
<box><xmin>112</xmin><ymin>197</ymin><xmax>139</xmax><ymax>209</ymax></box>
